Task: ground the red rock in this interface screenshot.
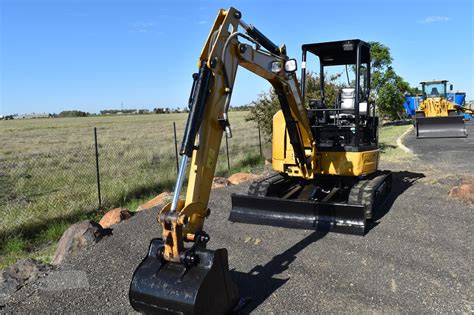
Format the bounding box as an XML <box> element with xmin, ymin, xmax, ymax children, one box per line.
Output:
<box><xmin>98</xmin><ymin>207</ymin><xmax>131</xmax><ymax>229</ymax></box>
<box><xmin>449</xmin><ymin>184</ymin><xmax>474</xmax><ymax>201</ymax></box>
<box><xmin>136</xmin><ymin>192</ymin><xmax>172</xmax><ymax>212</ymax></box>
<box><xmin>449</xmin><ymin>176</ymin><xmax>474</xmax><ymax>204</ymax></box>
<box><xmin>52</xmin><ymin>220</ymin><xmax>104</xmax><ymax>265</ymax></box>
<box><xmin>228</xmin><ymin>173</ymin><xmax>259</xmax><ymax>185</ymax></box>
<box><xmin>212</xmin><ymin>177</ymin><xmax>231</xmax><ymax>189</ymax></box>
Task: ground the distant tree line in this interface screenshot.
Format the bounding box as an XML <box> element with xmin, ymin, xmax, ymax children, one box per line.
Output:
<box><xmin>100</xmin><ymin>109</ymin><xmax>150</xmax><ymax>115</ymax></box>
<box><xmin>229</xmin><ymin>105</ymin><xmax>254</xmax><ymax>111</ymax></box>
<box><xmin>58</xmin><ymin>110</ymin><xmax>90</xmax><ymax>117</ymax></box>
<box><xmin>5</xmin><ymin>105</ymin><xmax>251</xmax><ymax>120</ymax></box>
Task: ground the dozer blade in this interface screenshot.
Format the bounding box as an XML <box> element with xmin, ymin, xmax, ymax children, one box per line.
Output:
<box><xmin>129</xmin><ymin>239</ymin><xmax>239</xmax><ymax>314</ymax></box>
<box><xmin>230</xmin><ymin>194</ymin><xmax>366</xmax><ymax>235</ymax></box>
<box><xmin>416</xmin><ymin>116</ymin><xmax>467</xmax><ymax>138</ymax></box>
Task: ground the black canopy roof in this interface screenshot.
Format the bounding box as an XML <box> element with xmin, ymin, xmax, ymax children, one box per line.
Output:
<box><xmin>302</xmin><ymin>39</ymin><xmax>370</xmax><ymax>66</ymax></box>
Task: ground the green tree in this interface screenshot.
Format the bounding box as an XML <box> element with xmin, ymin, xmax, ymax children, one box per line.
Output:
<box><xmin>369</xmin><ymin>42</ymin><xmax>414</xmax><ymax>119</ymax></box>
<box><xmin>246</xmin><ymin>91</ymin><xmax>280</xmax><ymax>139</ymax></box>
<box><xmin>246</xmin><ymin>72</ymin><xmax>341</xmax><ymax>138</ymax></box>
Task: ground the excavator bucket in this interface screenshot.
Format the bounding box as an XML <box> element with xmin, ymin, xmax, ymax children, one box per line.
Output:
<box><xmin>230</xmin><ymin>194</ymin><xmax>366</xmax><ymax>235</ymax></box>
<box><xmin>415</xmin><ymin>116</ymin><xmax>467</xmax><ymax>138</ymax></box>
<box><xmin>129</xmin><ymin>239</ymin><xmax>239</xmax><ymax>314</ymax></box>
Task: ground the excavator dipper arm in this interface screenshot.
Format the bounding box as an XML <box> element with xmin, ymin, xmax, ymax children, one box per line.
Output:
<box><xmin>130</xmin><ymin>7</ymin><xmax>314</xmax><ymax>314</ymax></box>
<box><xmin>159</xmin><ymin>7</ymin><xmax>314</xmax><ymax>263</ymax></box>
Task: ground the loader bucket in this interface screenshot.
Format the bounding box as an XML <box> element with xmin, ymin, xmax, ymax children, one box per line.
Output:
<box><xmin>230</xmin><ymin>194</ymin><xmax>366</xmax><ymax>235</ymax></box>
<box><xmin>129</xmin><ymin>239</ymin><xmax>239</xmax><ymax>314</ymax></box>
<box><xmin>415</xmin><ymin>116</ymin><xmax>467</xmax><ymax>138</ymax></box>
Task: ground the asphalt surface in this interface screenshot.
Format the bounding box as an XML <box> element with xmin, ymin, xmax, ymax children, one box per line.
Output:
<box><xmin>405</xmin><ymin>121</ymin><xmax>474</xmax><ymax>171</ymax></box>
<box><xmin>4</xmin><ymin>128</ymin><xmax>473</xmax><ymax>313</ymax></box>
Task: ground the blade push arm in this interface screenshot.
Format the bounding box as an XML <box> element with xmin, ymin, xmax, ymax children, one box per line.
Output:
<box><xmin>159</xmin><ymin>7</ymin><xmax>314</xmax><ymax>263</ymax></box>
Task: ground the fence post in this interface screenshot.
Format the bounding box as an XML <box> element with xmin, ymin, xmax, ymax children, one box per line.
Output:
<box><xmin>173</xmin><ymin>122</ymin><xmax>179</xmax><ymax>175</ymax></box>
<box><xmin>225</xmin><ymin>133</ymin><xmax>230</xmax><ymax>172</ymax></box>
<box><xmin>94</xmin><ymin>127</ymin><xmax>102</xmax><ymax>209</ymax></box>
<box><xmin>257</xmin><ymin>123</ymin><xmax>263</xmax><ymax>158</ymax></box>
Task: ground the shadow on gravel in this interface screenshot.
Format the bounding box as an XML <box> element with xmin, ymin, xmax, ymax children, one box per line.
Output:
<box><xmin>231</xmin><ymin>231</ymin><xmax>327</xmax><ymax>313</ymax></box>
<box><xmin>231</xmin><ymin>171</ymin><xmax>425</xmax><ymax>312</ymax></box>
<box><xmin>367</xmin><ymin>170</ymin><xmax>425</xmax><ymax>232</ymax></box>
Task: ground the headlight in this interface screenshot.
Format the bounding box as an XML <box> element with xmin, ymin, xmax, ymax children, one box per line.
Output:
<box><xmin>284</xmin><ymin>59</ymin><xmax>297</xmax><ymax>72</ymax></box>
<box><xmin>271</xmin><ymin>61</ymin><xmax>283</xmax><ymax>73</ymax></box>
<box><xmin>342</xmin><ymin>41</ymin><xmax>354</xmax><ymax>51</ymax></box>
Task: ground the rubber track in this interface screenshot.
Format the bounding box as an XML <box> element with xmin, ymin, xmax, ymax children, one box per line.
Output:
<box><xmin>248</xmin><ymin>173</ymin><xmax>284</xmax><ymax>197</ymax></box>
<box><xmin>348</xmin><ymin>172</ymin><xmax>391</xmax><ymax>219</ymax></box>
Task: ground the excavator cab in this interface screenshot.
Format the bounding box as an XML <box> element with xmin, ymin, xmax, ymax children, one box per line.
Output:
<box><xmin>231</xmin><ymin>40</ymin><xmax>391</xmax><ymax>235</ymax></box>
<box><xmin>302</xmin><ymin>40</ymin><xmax>378</xmax><ymax>151</ymax></box>
<box><xmin>415</xmin><ymin>80</ymin><xmax>467</xmax><ymax>138</ymax></box>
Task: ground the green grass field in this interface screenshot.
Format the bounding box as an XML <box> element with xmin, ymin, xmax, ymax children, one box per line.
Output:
<box><xmin>0</xmin><ymin>113</ymin><xmax>410</xmax><ymax>268</ymax></box>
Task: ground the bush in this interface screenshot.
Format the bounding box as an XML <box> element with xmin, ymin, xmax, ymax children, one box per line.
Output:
<box><xmin>246</xmin><ymin>72</ymin><xmax>341</xmax><ymax>139</ymax></box>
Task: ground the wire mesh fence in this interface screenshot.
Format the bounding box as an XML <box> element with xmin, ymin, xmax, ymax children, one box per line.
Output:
<box><xmin>0</xmin><ymin>121</ymin><xmax>267</xmax><ymax>239</ymax></box>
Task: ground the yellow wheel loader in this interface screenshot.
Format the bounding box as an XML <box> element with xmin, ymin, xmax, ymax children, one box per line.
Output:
<box><xmin>415</xmin><ymin>80</ymin><xmax>467</xmax><ymax>138</ymax></box>
<box><xmin>130</xmin><ymin>7</ymin><xmax>392</xmax><ymax>314</ymax></box>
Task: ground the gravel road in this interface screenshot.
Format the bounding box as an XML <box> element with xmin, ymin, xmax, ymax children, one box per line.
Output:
<box><xmin>4</xmin><ymin>128</ymin><xmax>473</xmax><ymax>313</ymax></box>
<box><xmin>404</xmin><ymin>121</ymin><xmax>474</xmax><ymax>171</ymax></box>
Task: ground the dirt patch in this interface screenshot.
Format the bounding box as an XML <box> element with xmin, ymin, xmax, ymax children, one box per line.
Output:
<box><xmin>448</xmin><ymin>176</ymin><xmax>474</xmax><ymax>205</ymax></box>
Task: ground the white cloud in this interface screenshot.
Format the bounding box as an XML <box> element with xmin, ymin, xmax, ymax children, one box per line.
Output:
<box><xmin>418</xmin><ymin>16</ymin><xmax>451</xmax><ymax>24</ymax></box>
<box><xmin>198</xmin><ymin>20</ymin><xmax>207</xmax><ymax>25</ymax></box>
<box><xmin>130</xmin><ymin>21</ymin><xmax>156</xmax><ymax>33</ymax></box>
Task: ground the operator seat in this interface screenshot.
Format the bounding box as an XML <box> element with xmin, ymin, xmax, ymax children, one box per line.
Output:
<box><xmin>340</xmin><ymin>88</ymin><xmax>367</xmax><ymax>115</ymax></box>
<box><xmin>430</xmin><ymin>87</ymin><xmax>439</xmax><ymax>96</ymax></box>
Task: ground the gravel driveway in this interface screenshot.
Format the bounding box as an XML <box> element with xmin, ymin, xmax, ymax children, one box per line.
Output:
<box><xmin>404</xmin><ymin>121</ymin><xmax>474</xmax><ymax>171</ymax></box>
<box><xmin>4</xmin><ymin>128</ymin><xmax>473</xmax><ymax>313</ymax></box>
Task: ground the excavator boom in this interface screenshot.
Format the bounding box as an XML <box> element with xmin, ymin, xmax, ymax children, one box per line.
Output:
<box><xmin>130</xmin><ymin>7</ymin><xmax>315</xmax><ymax>314</ymax></box>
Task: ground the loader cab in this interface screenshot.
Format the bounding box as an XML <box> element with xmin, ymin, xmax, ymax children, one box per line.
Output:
<box><xmin>421</xmin><ymin>80</ymin><xmax>448</xmax><ymax>99</ymax></box>
<box><xmin>301</xmin><ymin>39</ymin><xmax>378</xmax><ymax>152</ymax></box>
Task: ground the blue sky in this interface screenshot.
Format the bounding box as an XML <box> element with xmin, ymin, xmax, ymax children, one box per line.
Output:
<box><xmin>1</xmin><ymin>0</ymin><xmax>473</xmax><ymax>115</ymax></box>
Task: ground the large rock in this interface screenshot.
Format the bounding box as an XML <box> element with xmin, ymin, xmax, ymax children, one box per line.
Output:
<box><xmin>212</xmin><ymin>177</ymin><xmax>231</xmax><ymax>189</ymax></box>
<box><xmin>228</xmin><ymin>172</ymin><xmax>259</xmax><ymax>185</ymax></box>
<box><xmin>51</xmin><ymin>220</ymin><xmax>105</xmax><ymax>265</ymax></box>
<box><xmin>98</xmin><ymin>207</ymin><xmax>131</xmax><ymax>228</ymax></box>
<box><xmin>136</xmin><ymin>192</ymin><xmax>172</xmax><ymax>212</ymax></box>
<box><xmin>0</xmin><ymin>259</ymin><xmax>51</xmax><ymax>306</ymax></box>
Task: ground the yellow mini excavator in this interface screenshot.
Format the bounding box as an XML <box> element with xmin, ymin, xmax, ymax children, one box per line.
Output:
<box><xmin>415</xmin><ymin>80</ymin><xmax>467</xmax><ymax>138</ymax></box>
<box><xmin>129</xmin><ymin>7</ymin><xmax>392</xmax><ymax>314</ymax></box>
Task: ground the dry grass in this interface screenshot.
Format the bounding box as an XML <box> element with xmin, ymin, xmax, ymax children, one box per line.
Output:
<box><xmin>378</xmin><ymin>124</ymin><xmax>412</xmax><ymax>161</ymax></box>
<box><xmin>0</xmin><ymin>112</ymin><xmax>265</xmax><ymax>268</ymax></box>
<box><xmin>0</xmin><ymin>112</ymin><xmax>406</xmax><ymax>268</ymax></box>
